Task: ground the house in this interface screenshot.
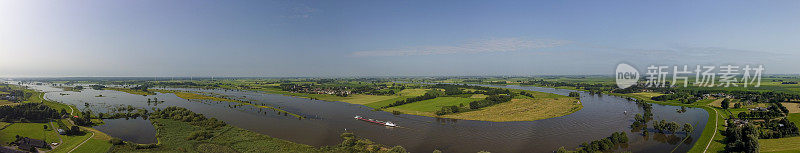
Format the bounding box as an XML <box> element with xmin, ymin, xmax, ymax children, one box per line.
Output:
<box><xmin>17</xmin><ymin>144</ymin><xmax>34</xmax><ymax>152</ymax></box>
<box><xmin>730</xmin><ymin>119</ymin><xmax>750</xmax><ymax>127</ymax></box>
<box><xmin>748</xmin><ymin>107</ymin><xmax>769</xmax><ymax>111</ymax></box>
<box><xmin>57</xmin><ymin>129</ymin><xmax>66</xmax><ymax>135</ymax></box>
<box><xmin>13</xmin><ymin>137</ymin><xmax>49</xmax><ymax>151</ymax></box>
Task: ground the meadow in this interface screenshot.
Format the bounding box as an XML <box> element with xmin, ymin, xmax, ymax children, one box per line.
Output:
<box><xmin>111</xmin><ymin>119</ymin><xmax>320</xmax><ymax>153</ymax></box>
<box><xmin>385</xmin><ymin>97</ymin><xmax>480</xmax><ymax>116</ymax></box>
<box><xmin>442</xmin><ymin>97</ymin><xmax>582</xmax><ymax>122</ymax></box>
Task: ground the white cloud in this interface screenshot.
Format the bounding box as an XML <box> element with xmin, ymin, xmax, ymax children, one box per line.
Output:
<box><xmin>351</xmin><ymin>38</ymin><xmax>570</xmax><ymax>57</ymax></box>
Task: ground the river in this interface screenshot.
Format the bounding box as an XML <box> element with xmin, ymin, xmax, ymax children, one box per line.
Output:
<box><xmin>23</xmin><ymin>82</ymin><xmax>708</xmax><ymax>153</ymax></box>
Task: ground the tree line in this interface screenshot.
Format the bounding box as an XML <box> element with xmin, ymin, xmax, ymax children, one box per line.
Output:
<box><xmin>555</xmin><ymin>132</ymin><xmax>629</xmax><ymax>153</ymax></box>
<box><xmin>568</xmin><ymin>92</ymin><xmax>580</xmax><ymax>98</ymax></box>
<box><xmin>651</xmin><ymin>120</ymin><xmax>694</xmax><ymax>135</ymax></box>
<box><xmin>382</xmin><ymin>90</ymin><xmax>445</xmax><ymax>108</ymax></box>
<box><xmin>149</xmin><ymin>106</ymin><xmax>227</xmax><ymax>129</ymax></box>
<box><xmin>0</xmin><ymin>103</ymin><xmax>61</xmax><ymax>122</ymax></box>
<box><xmin>724</xmin><ymin>122</ymin><xmax>759</xmax><ymax>153</ymax></box>
<box><xmin>468</xmin><ymin>95</ymin><xmax>513</xmax><ymax>109</ymax></box>
<box><xmin>519</xmin><ymin>91</ymin><xmax>535</xmax><ymax>98</ymax></box>
<box><xmin>737</xmin><ymin>109</ymin><xmax>783</xmax><ymax>119</ymax></box>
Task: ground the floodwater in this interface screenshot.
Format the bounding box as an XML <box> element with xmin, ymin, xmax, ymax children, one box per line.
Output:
<box><xmin>25</xmin><ymin>83</ymin><xmax>708</xmax><ymax>153</ymax></box>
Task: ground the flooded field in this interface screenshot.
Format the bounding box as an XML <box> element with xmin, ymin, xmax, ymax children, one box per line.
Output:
<box><xmin>27</xmin><ymin>83</ymin><xmax>707</xmax><ymax>153</ymax></box>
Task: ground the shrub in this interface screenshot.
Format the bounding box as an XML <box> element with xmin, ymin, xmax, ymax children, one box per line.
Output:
<box><xmin>109</xmin><ymin>138</ymin><xmax>124</xmax><ymax>145</ymax></box>
<box><xmin>187</xmin><ymin>131</ymin><xmax>214</xmax><ymax>140</ymax></box>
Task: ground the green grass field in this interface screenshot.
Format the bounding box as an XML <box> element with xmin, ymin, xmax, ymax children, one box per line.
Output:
<box><xmin>257</xmin><ymin>88</ymin><xmax>430</xmax><ymax>109</ymax></box>
<box><xmin>72</xmin><ymin>138</ymin><xmax>113</xmax><ymax>153</ymax></box>
<box><xmin>364</xmin><ymin>96</ymin><xmax>408</xmax><ymax>108</ymax></box>
<box><xmin>630</xmin><ymin>92</ymin><xmax>666</xmax><ymax>98</ymax></box>
<box><xmin>386</xmin><ymin>97</ymin><xmax>478</xmax><ymax>115</ymax></box>
<box><xmin>339</xmin><ymin>94</ymin><xmax>399</xmax><ymax>105</ymax></box>
<box><xmin>442</xmin><ymin>96</ymin><xmax>582</xmax><ymax>122</ymax></box>
<box><xmin>0</xmin><ymin>123</ymin><xmax>58</xmax><ymax>144</ymax></box>
<box><xmin>48</xmin><ymin>132</ymin><xmax>93</xmax><ymax>153</ymax></box>
<box><xmin>112</xmin><ymin>119</ymin><xmax>319</xmax><ymax>153</ymax></box>
<box><xmin>469</xmin><ymin>94</ymin><xmax>488</xmax><ymax>99</ymax></box>
<box><xmin>152</xmin><ymin>89</ymin><xmax>241</xmax><ymax>103</ymax></box>
<box><xmin>760</xmin><ymin>136</ymin><xmax>800</xmax><ymax>153</ymax></box>
<box><xmin>789</xmin><ymin>113</ymin><xmax>800</xmax><ymax>125</ymax></box>
<box><xmin>395</xmin><ymin>88</ymin><xmax>429</xmax><ymax>97</ymax></box>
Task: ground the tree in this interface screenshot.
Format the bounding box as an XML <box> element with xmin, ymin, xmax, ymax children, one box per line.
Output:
<box><xmin>721</xmin><ymin>98</ymin><xmax>730</xmax><ymax>109</ymax></box>
<box><xmin>725</xmin><ymin>123</ymin><xmax>759</xmax><ymax>153</ymax></box>
<box><xmin>69</xmin><ymin>126</ymin><xmax>81</xmax><ymax>135</ymax></box>
<box><xmin>667</xmin><ymin>121</ymin><xmax>679</xmax><ymax>134</ymax></box>
<box><xmin>389</xmin><ymin>146</ymin><xmax>407</xmax><ymax>153</ymax></box>
<box><xmin>568</xmin><ymin>92</ymin><xmax>580</xmax><ymax>97</ymax></box>
<box><xmin>683</xmin><ymin>123</ymin><xmax>693</xmax><ymax>134</ymax></box>
<box><xmin>43</xmin><ymin>125</ymin><xmax>47</xmax><ymax>129</ymax></box>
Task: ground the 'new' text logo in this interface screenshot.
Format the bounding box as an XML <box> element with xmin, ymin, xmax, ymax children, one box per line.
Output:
<box><xmin>616</xmin><ymin>63</ymin><xmax>639</xmax><ymax>89</ymax></box>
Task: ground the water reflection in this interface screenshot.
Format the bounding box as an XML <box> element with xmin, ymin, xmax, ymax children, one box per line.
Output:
<box><xmin>23</xmin><ymin>83</ymin><xmax>708</xmax><ymax>153</ymax></box>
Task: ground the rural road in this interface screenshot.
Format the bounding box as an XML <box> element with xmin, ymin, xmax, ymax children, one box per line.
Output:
<box><xmin>68</xmin><ymin>131</ymin><xmax>94</xmax><ymax>153</ymax></box>
<box><xmin>703</xmin><ymin>108</ymin><xmax>720</xmax><ymax>153</ymax></box>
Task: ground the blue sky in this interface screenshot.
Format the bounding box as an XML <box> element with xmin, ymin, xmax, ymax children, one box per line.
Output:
<box><xmin>1</xmin><ymin>0</ymin><xmax>798</xmax><ymax>77</ymax></box>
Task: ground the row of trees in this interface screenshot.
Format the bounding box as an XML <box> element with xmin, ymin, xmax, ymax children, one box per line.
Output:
<box><xmin>89</xmin><ymin>85</ymin><xmax>106</xmax><ymax>90</ymax></box>
<box><xmin>737</xmin><ymin>110</ymin><xmax>783</xmax><ymax>119</ymax></box>
<box><xmin>556</xmin><ymin>132</ymin><xmax>629</xmax><ymax>153</ymax></box>
<box><xmin>335</xmin><ymin>133</ymin><xmax>408</xmax><ymax>153</ymax></box>
<box><xmin>149</xmin><ymin>106</ymin><xmax>227</xmax><ymax>129</ymax></box>
<box><xmin>521</xmin><ymin>79</ymin><xmax>613</xmax><ymax>91</ymax></box>
<box><xmin>0</xmin><ymin>103</ymin><xmax>61</xmax><ymax>121</ymax></box>
<box><xmin>519</xmin><ymin>91</ymin><xmax>535</xmax><ymax>98</ymax></box>
<box><xmin>429</xmin><ymin>84</ymin><xmax>512</xmax><ymax>96</ymax></box>
<box><xmin>568</xmin><ymin>92</ymin><xmax>580</xmax><ymax>97</ymax></box>
<box><xmin>468</xmin><ymin>95</ymin><xmax>513</xmax><ymax>109</ymax></box>
<box><xmin>651</xmin><ymin>120</ymin><xmax>694</xmax><ymax>134</ymax></box>
<box><xmin>131</xmin><ymin>84</ymin><xmax>152</xmax><ymax>92</ymax></box>
<box><xmin>630</xmin><ymin>102</ymin><xmax>654</xmax><ymax>130</ymax></box>
<box><xmin>383</xmin><ymin>90</ymin><xmax>445</xmax><ymax>108</ymax></box>
<box><xmin>436</xmin><ymin>95</ymin><xmax>516</xmax><ymax>116</ymax></box>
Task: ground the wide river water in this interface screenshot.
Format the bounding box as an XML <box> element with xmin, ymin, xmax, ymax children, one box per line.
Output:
<box><xmin>23</xmin><ymin>83</ymin><xmax>708</xmax><ymax>153</ymax></box>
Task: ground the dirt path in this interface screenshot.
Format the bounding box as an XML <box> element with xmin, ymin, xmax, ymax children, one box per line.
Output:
<box><xmin>50</xmin><ymin>120</ymin><xmax>62</xmax><ymax>144</ymax></box>
<box><xmin>68</xmin><ymin>132</ymin><xmax>94</xmax><ymax>153</ymax></box>
<box><xmin>703</xmin><ymin>108</ymin><xmax>719</xmax><ymax>153</ymax></box>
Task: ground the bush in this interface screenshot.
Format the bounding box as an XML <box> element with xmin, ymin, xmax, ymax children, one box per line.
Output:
<box><xmin>109</xmin><ymin>138</ymin><xmax>125</xmax><ymax>145</ymax></box>
<box><xmin>568</xmin><ymin>92</ymin><xmax>580</xmax><ymax>97</ymax></box>
<box><xmin>187</xmin><ymin>131</ymin><xmax>214</xmax><ymax>140</ymax></box>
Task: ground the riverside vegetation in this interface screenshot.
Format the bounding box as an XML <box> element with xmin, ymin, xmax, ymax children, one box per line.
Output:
<box><xmin>430</xmin><ymin>76</ymin><xmax>800</xmax><ymax>153</ymax></box>
<box><xmin>98</xmin><ymin>79</ymin><xmax>583</xmax><ymax>122</ymax></box>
